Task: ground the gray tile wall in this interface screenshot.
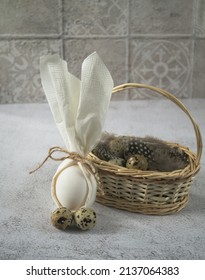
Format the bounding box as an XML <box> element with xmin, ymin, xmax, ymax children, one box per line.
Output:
<box><xmin>0</xmin><ymin>0</ymin><xmax>204</xmax><ymax>103</ymax></box>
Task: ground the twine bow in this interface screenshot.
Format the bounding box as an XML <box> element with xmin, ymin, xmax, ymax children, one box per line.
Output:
<box><xmin>29</xmin><ymin>146</ymin><xmax>104</xmax><ymax>195</ymax></box>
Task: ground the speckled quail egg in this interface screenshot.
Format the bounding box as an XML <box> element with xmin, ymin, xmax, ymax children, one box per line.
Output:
<box><xmin>74</xmin><ymin>207</ymin><xmax>96</xmax><ymax>230</ymax></box>
<box><xmin>126</xmin><ymin>155</ymin><xmax>148</xmax><ymax>170</ymax></box>
<box><xmin>51</xmin><ymin>207</ymin><xmax>73</xmax><ymax>230</ymax></box>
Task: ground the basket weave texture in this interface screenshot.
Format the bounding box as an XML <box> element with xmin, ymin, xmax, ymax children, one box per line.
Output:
<box><xmin>88</xmin><ymin>83</ymin><xmax>202</xmax><ymax>215</ymax></box>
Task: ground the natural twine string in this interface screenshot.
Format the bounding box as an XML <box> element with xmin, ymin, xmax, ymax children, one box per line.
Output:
<box><xmin>29</xmin><ymin>146</ymin><xmax>104</xmax><ymax>195</ymax></box>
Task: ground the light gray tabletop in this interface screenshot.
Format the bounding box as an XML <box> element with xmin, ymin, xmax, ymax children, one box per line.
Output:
<box><xmin>0</xmin><ymin>99</ymin><xmax>204</xmax><ymax>259</ymax></box>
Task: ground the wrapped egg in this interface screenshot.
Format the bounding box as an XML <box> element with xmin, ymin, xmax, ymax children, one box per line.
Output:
<box><xmin>74</xmin><ymin>207</ymin><xmax>96</xmax><ymax>230</ymax></box>
<box><xmin>51</xmin><ymin>207</ymin><xmax>73</xmax><ymax>230</ymax></box>
<box><xmin>52</xmin><ymin>159</ymin><xmax>97</xmax><ymax>211</ymax></box>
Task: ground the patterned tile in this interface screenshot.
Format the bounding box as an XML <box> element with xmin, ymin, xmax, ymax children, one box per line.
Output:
<box><xmin>129</xmin><ymin>39</ymin><xmax>193</xmax><ymax>98</ymax></box>
<box><xmin>63</xmin><ymin>0</ymin><xmax>128</xmax><ymax>37</ymax></box>
<box><xmin>130</xmin><ymin>0</ymin><xmax>193</xmax><ymax>35</ymax></box>
<box><xmin>0</xmin><ymin>0</ymin><xmax>204</xmax><ymax>103</ymax></box>
<box><xmin>0</xmin><ymin>0</ymin><xmax>61</xmax><ymax>35</ymax></box>
<box><xmin>195</xmin><ymin>0</ymin><xmax>205</xmax><ymax>37</ymax></box>
<box><xmin>64</xmin><ymin>39</ymin><xmax>127</xmax><ymax>99</ymax></box>
<box><xmin>193</xmin><ymin>39</ymin><xmax>205</xmax><ymax>97</ymax></box>
<box><xmin>0</xmin><ymin>40</ymin><xmax>62</xmax><ymax>103</ymax></box>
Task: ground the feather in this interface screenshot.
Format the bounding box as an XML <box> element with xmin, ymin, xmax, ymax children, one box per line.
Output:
<box><xmin>92</xmin><ymin>134</ymin><xmax>189</xmax><ymax>172</ymax></box>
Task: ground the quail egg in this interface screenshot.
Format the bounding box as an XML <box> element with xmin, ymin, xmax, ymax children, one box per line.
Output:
<box><xmin>126</xmin><ymin>155</ymin><xmax>148</xmax><ymax>170</ymax></box>
<box><xmin>74</xmin><ymin>207</ymin><xmax>96</xmax><ymax>230</ymax></box>
<box><xmin>51</xmin><ymin>207</ymin><xmax>73</xmax><ymax>230</ymax></box>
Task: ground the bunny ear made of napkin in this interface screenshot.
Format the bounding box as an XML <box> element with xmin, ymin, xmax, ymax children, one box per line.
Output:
<box><xmin>40</xmin><ymin>54</ymin><xmax>81</xmax><ymax>152</ymax></box>
<box><xmin>40</xmin><ymin>52</ymin><xmax>113</xmax><ymax>156</ymax></box>
<box><xmin>75</xmin><ymin>52</ymin><xmax>114</xmax><ymax>154</ymax></box>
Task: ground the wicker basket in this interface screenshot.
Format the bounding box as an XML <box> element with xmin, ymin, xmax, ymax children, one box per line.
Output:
<box><xmin>88</xmin><ymin>83</ymin><xmax>203</xmax><ymax>215</ymax></box>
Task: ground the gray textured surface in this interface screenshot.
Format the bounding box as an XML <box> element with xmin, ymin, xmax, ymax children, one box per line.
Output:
<box><xmin>0</xmin><ymin>99</ymin><xmax>204</xmax><ymax>260</ymax></box>
<box><xmin>0</xmin><ymin>0</ymin><xmax>61</xmax><ymax>35</ymax></box>
<box><xmin>0</xmin><ymin>0</ymin><xmax>205</xmax><ymax>103</ymax></box>
<box><xmin>63</xmin><ymin>0</ymin><xmax>128</xmax><ymax>36</ymax></box>
<box><xmin>193</xmin><ymin>39</ymin><xmax>205</xmax><ymax>98</ymax></box>
<box><xmin>0</xmin><ymin>40</ymin><xmax>62</xmax><ymax>104</ymax></box>
<box><xmin>129</xmin><ymin>39</ymin><xmax>192</xmax><ymax>98</ymax></box>
<box><xmin>195</xmin><ymin>0</ymin><xmax>205</xmax><ymax>36</ymax></box>
<box><xmin>129</xmin><ymin>0</ymin><xmax>193</xmax><ymax>35</ymax></box>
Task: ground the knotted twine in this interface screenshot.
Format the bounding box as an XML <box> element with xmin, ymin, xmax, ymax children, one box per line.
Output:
<box><xmin>29</xmin><ymin>147</ymin><xmax>104</xmax><ymax>205</ymax></box>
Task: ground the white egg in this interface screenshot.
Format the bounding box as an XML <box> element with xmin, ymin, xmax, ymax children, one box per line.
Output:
<box><xmin>51</xmin><ymin>159</ymin><xmax>97</xmax><ymax>211</ymax></box>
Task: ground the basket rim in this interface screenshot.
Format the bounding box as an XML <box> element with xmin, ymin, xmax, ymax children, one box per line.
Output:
<box><xmin>88</xmin><ymin>139</ymin><xmax>200</xmax><ymax>180</ymax></box>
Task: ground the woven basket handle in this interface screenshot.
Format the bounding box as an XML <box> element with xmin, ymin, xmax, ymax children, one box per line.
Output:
<box><xmin>112</xmin><ymin>83</ymin><xmax>202</xmax><ymax>165</ymax></box>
